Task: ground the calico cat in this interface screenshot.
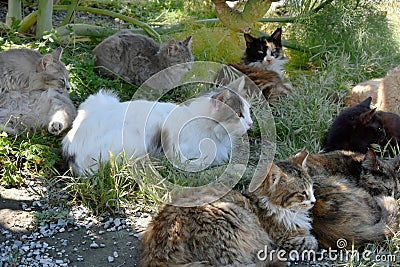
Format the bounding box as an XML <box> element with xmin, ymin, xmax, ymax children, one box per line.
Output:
<box><xmin>0</xmin><ymin>47</ymin><xmax>70</xmax><ymax>93</ymax></box>
<box><xmin>93</xmin><ymin>30</ymin><xmax>193</xmax><ymax>86</ymax></box>
<box><xmin>216</xmin><ymin>62</ymin><xmax>291</xmax><ymax>101</ymax></box>
<box><xmin>242</xmin><ymin>28</ymin><xmax>287</xmax><ymax>78</ymax></box>
<box><xmin>0</xmin><ymin>87</ymin><xmax>77</xmax><ymax>135</ymax></box>
<box><xmin>62</xmin><ymin>77</ymin><xmax>252</xmax><ymax>175</ymax></box>
<box><xmin>280</xmin><ymin>151</ymin><xmax>399</xmax><ymax>249</ymax></box>
<box><xmin>215</xmin><ymin>28</ymin><xmax>290</xmax><ymax>102</ymax></box>
<box><xmin>346</xmin><ymin>64</ymin><xmax>400</xmax><ymax>115</ymax></box>
<box><xmin>324</xmin><ymin>97</ymin><xmax>386</xmax><ymax>153</ymax></box>
<box><xmin>141</xmin><ymin>160</ymin><xmax>316</xmax><ymax>266</ymax></box>
<box><xmin>141</xmin><ymin>184</ymin><xmax>283</xmax><ymax>267</ymax></box>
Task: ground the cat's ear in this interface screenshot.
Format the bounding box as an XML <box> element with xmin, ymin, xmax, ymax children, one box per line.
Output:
<box><xmin>244</xmin><ymin>34</ymin><xmax>255</xmax><ymax>47</ymax></box>
<box><xmin>293</xmin><ymin>150</ymin><xmax>309</xmax><ymax>170</ymax></box>
<box><xmin>212</xmin><ymin>90</ymin><xmax>231</xmax><ymax>106</ymax></box>
<box><xmin>270</xmin><ymin>28</ymin><xmax>282</xmax><ymax>44</ymax></box>
<box><xmin>359</xmin><ymin>97</ymin><xmax>372</xmax><ymax>108</ymax></box>
<box><xmin>51</xmin><ymin>47</ymin><xmax>63</xmax><ymax>61</ymax></box>
<box><xmin>165</xmin><ymin>40</ymin><xmax>178</xmax><ymax>55</ymax></box>
<box><xmin>182</xmin><ymin>36</ymin><xmax>192</xmax><ymax>47</ymax></box>
<box><xmin>38</xmin><ymin>54</ymin><xmax>54</xmax><ymax>72</ymax></box>
<box><xmin>227</xmin><ymin>76</ymin><xmax>246</xmax><ymax>95</ymax></box>
<box><xmin>360</xmin><ymin>108</ymin><xmax>376</xmax><ymax>125</ymax></box>
<box><xmin>362</xmin><ymin>149</ymin><xmax>378</xmax><ymax>171</ymax></box>
<box><xmin>266</xmin><ymin>163</ymin><xmax>283</xmax><ymax>186</ymax></box>
<box><xmin>391</xmin><ymin>154</ymin><xmax>400</xmax><ymax>171</ymax></box>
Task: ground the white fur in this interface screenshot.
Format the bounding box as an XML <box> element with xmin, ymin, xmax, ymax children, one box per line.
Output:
<box><xmin>248</xmin><ymin>57</ymin><xmax>288</xmax><ymax>79</ymax></box>
<box><xmin>62</xmin><ymin>78</ymin><xmax>251</xmax><ymax>175</ymax></box>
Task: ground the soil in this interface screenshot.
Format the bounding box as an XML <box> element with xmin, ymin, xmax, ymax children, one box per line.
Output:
<box><xmin>0</xmin><ymin>185</ymin><xmax>151</xmax><ymax>266</ymax></box>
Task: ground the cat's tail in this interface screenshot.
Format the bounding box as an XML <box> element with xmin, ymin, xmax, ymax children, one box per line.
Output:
<box><xmin>361</xmin><ymin>196</ymin><xmax>399</xmax><ymax>242</ymax></box>
<box><xmin>377</xmin><ymin>196</ymin><xmax>399</xmax><ymax>238</ymax></box>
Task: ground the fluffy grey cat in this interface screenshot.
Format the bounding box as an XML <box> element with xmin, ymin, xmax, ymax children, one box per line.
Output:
<box><xmin>0</xmin><ymin>88</ymin><xmax>76</xmax><ymax>135</ymax></box>
<box><xmin>0</xmin><ymin>47</ymin><xmax>70</xmax><ymax>93</ymax></box>
<box><xmin>93</xmin><ymin>30</ymin><xmax>193</xmax><ymax>86</ymax></box>
<box><xmin>0</xmin><ymin>47</ymin><xmax>76</xmax><ymax>135</ymax></box>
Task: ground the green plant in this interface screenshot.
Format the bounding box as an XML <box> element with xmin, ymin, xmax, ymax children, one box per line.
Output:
<box><xmin>0</xmin><ymin>131</ymin><xmax>62</xmax><ymax>187</ymax></box>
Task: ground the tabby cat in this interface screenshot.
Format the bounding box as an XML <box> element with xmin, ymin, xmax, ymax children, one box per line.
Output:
<box><xmin>141</xmin><ymin>185</ymin><xmax>282</xmax><ymax>267</ymax></box>
<box><xmin>0</xmin><ymin>47</ymin><xmax>70</xmax><ymax>93</ymax></box>
<box><xmin>63</xmin><ymin>78</ymin><xmax>252</xmax><ymax>175</ymax></box>
<box><xmin>358</xmin><ymin>149</ymin><xmax>400</xmax><ymax>198</ymax></box>
<box><xmin>248</xmin><ymin>152</ymin><xmax>318</xmax><ymax>254</ymax></box>
<box><xmin>141</xmin><ymin>159</ymin><xmax>317</xmax><ymax>266</ymax></box>
<box><xmin>280</xmin><ymin>151</ymin><xmax>399</xmax><ymax>249</ymax></box>
<box><xmin>0</xmin><ymin>88</ymin><xmax>76</xmax><ymax>135</ymax></box>
<box><xmin>312</xmin><ymin>175</ymin><xmax>398</xmax><ymax>249</ymax></box>
<box><xmin>93</xmin><ymin>30</ymin><xmax>193</xmax><ymax>86</ymax></box>
<box><xmin>324</xmin><ymin>97</ymin><xmax>386</xmax><ymax>153</ymax></box>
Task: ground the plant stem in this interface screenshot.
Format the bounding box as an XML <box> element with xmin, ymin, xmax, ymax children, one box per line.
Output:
<box><xmin>6</xmin><ymin>0</ymin><xmax>22</xmax><ymax>27</ymax></box>
<box><xmin>36</xmin><ymin>0</ymin><xmax>53</xmax><ymax>38</ymax></box>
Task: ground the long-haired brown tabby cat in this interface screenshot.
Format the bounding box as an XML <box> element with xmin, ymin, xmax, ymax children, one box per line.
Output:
<box><xmin>141</xmin><ymin>158</ymin><xmax>317</xmax><ymax>266</ymax></box>
<box><xmin>281</xmin><ymin>151</ymin><xmax>399</xmax><ymax>249</ymax></box>
<box><xmin>312</xmin><ymin>175</ymin><xmax>398</xmax><ymax>249</ymax></box>
<box><xmin>0</xmin><ymin>47</ymin><xmax>70</xmax><ymax>93</ymax></box>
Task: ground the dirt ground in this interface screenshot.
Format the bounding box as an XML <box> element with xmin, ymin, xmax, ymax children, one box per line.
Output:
<box><xmin>0</xmin><ymin>186</ymin><xmax>150</xmax><ymax>266</ymax></box>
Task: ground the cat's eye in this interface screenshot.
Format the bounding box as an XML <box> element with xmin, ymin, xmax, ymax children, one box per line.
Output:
<box><xmin>299</xmin><ymin>190</ymin><xmax>309</xmax><ymax>200</ymax></box>
<box><xmin>236</xmin><ymin>112</ymin><xmax>243</xmax><ymax>118</ymax></box>
<box><xmin>257</xmin><ymin>50</ymin><xmax>264</xmax><ymax>54</ymax></box>
<box><xmin>271</xmin><ymin>49</ymin><xmax>280</xmax><ymax>58</ymax></box>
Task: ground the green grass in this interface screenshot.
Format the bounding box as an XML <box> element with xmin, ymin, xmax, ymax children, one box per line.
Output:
<box><xmin>1</xmin><ymin>1</ymin><xmax>400</xmax><ymax>265</ymax></box>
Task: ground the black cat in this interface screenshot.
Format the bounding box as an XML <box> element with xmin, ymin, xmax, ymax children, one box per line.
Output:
<box><xmin>324</xmin><ymin>97</ymin><xmax>386</xmax><ymax>153</ymax></box>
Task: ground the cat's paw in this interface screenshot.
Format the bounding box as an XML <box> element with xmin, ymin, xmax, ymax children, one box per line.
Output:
<box><xmin>48</xmin><ymin>121</ymin><xmax>65</xmax><ymax>135</ymax></box>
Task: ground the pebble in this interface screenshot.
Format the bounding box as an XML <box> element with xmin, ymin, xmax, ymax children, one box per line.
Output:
<box><xmin>90</xmin><ymin>241</ymin><xmax>99</xmax><ymax>248</ymax></box>
<box><xmin>108</xmin><ymin>256</ymin><xmax>115</xmax><ymax>263</ymax></box>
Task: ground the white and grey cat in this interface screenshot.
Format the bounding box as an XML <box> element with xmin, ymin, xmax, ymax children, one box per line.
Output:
<box><xmin>93</xmin><ymin>30</ymin><xmax>193</xmax><ymax>86</ymax></box>
<box><xmin>0</xmin><ymin>88</ymin><xmax>77</xmax><ymax>135</ymax></box>
<box><xmin>62</xmin><ymin>77</ymin><xmax>252</xmax><ymax>175</ymax></box>
<box><xmin>0</xmin><ymin>47</ymin><xmax>70</xmax><ymax>93</ymax></box>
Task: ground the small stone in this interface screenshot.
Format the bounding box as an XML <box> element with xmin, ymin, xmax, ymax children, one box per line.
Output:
<box><xmin>108</xmin><ymin>256</ymin><xmax>115</xmax><ymax>263</ymax></box>
<box><xmin>59</xmin><ymin>227</ymin><xmax>65</xmax><ymax>233</ymax></box>
<box><xmin>113</xmin><ymin>218</ymin><xmax>121</xmax><ymax>227</ymax></box>
<box><xmin>113</xmin><ymin>251</ymin><xmax>119</xmax><ymax>258</ymax></box>
<box><xmin>90</xmin><ymin>242</ymin><xmax>99</xmax><ymax>248</ymax></box>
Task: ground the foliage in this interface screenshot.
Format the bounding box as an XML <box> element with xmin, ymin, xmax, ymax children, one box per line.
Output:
<box><xmin>0</xmin><ymin>131</ymin><xmax>62</xmax><ymax>187</ymax></box>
